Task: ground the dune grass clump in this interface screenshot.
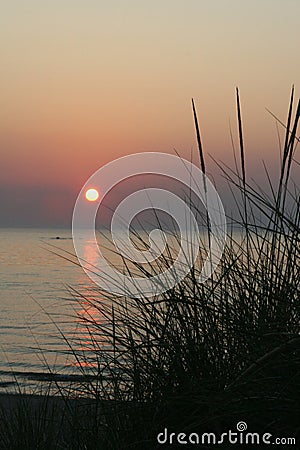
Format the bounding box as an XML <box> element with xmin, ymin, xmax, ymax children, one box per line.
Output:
<box><xmin>1</xmin><ymin>89</ymin><xmax>298</xmax><ymax>450</ymax></box>
<box><xmin>64</xmin><ymin>89</ymin><xmax>299</xmax><ymax>448</ymax></box>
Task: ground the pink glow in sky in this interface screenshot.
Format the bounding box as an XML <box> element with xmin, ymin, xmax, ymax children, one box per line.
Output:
<box><xmin>1</xmin><ymin>0</ymin><xmax>299</xmax><ymax>226</ymax></box>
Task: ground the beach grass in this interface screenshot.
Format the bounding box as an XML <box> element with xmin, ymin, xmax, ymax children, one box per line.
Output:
<box><xmin>1</xmin><ymin>88</ymin><xmax>299</xmax><ymax>449</ymax></box>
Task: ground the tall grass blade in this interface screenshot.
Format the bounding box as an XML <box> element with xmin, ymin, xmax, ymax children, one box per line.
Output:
<box><xmin>191</xmin><ymin>98</ymin><xmax>206</xmax><ymax>175</ymax></box>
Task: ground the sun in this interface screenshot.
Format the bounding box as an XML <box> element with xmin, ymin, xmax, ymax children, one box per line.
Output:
<box><xmin>85</xmin><ymin>188</ymin><xmax>99</xmax><ymax>202</ymax></box>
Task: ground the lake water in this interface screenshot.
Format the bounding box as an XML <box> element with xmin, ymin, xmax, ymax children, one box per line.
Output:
<box><xmin>0</xmin><ymin>227</ymin><xmax>224</xmax><ymax>394</ymax></box>
<box><xmin>0</xmin><ymin>228</ymin><xmax>104</xmax><ymax>393</ymax></box>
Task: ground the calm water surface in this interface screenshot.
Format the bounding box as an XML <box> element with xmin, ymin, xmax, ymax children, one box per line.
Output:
<box><xmin>0</xmin><ymin>228</ymin><xmax>104</xmax><ymax>393</ymax></box>
<box><xmin>0</xmin><ymin>227</ymin><xmax>230</xmax><ymax>393</ymax></box>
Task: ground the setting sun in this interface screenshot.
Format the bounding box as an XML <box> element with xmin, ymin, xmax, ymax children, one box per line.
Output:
<box><xmin>85</xmin><ymin>188</ymin><xmax>99</xmax><ymax>202</ymax></box>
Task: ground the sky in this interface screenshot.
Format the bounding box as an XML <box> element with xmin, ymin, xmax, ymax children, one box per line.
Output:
<box><xmin>1</xmin><ymin>0</ymin><xmax>300</xmax><ymax>227</ymax></box>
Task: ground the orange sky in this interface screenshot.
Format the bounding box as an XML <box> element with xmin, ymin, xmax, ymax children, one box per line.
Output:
<box><xmin>1</xmin><ymin>0</ymin><xmax>299</xmax><ymax>226</ymax></box>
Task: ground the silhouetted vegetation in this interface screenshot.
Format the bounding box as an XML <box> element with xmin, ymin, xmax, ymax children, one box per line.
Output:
<box><xmin>1</xmin><ymin>89</ymin><xmax>299</xmax><ymax>449</ymax></box>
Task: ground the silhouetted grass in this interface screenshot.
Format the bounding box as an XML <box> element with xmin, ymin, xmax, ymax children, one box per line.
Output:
<box><xmin>1</xmin><ymin>88</ymin><xmax>299</xmax><ymax>449</ymax></box>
